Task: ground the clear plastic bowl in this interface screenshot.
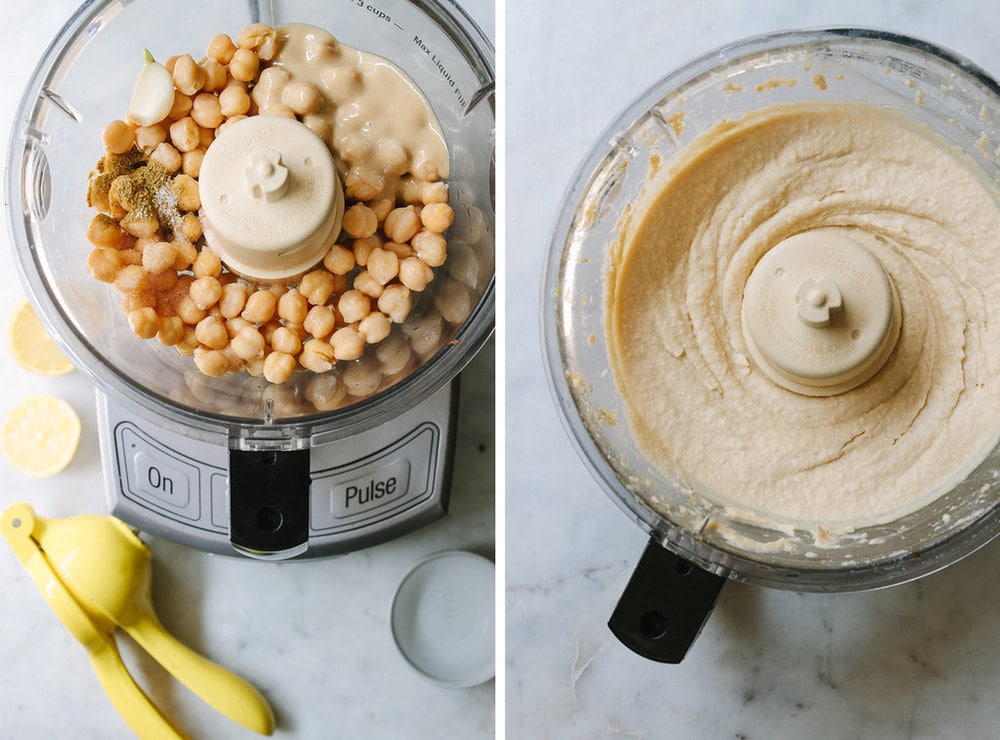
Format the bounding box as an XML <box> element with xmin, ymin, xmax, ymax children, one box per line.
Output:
<box><xmin>7</xmin><ymin>0</ymin><xmax>495</xmax><ymax>445</ymax></box>
<box><xmin>544</xmin><ymin>28</ymin><xmax>1000</xmax><ymax>592</ymax></box>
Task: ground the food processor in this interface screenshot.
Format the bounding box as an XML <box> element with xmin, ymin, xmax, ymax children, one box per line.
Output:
<box><xmin>543</xmin><ymin>29</ymin><xmax>1000</xmax><ymax>661</ymax></box>
<box><xmin>7</xmin><ymin>0</ymin><xmax>494</xmax><ymax>559</ymax></box>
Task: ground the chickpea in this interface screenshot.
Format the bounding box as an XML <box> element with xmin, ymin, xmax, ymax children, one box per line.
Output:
<box><xmin>114</xmin><ymin>263</ymin><xmax>152</xmax><ymax>295</ymax></box>
<box><xmin>338</xmin><ymin>290</ymin><xmax>370</xmax><ymax>324</ymax></box>
<box><xmin>306</xmin><ymin>372</ymin><xmax>347</xmax><ymax>410</ymax></box>
<box><xmin>366</xmin><ymin>248</ymin><xmax>399</xmax><ymax>286</ymax></box>
<box><xmin>421</xmin><ymin>180</ymin><xmax>450</xmax><ymax>205</ymax></box>
<box><xmin>321</xmin><ymin>65</ymin><xmax>360</xmax><ymax>103</ymax></box>
<box><xmin>128</xmin><ymin>307</ymin><xmax>160</xmax><ymax>339</ymax></box>
<box><xmin>352</xmin><ymin>270</ymin><xmax>384</xmax><ymax>299</ymax></box>
<box><xmin>200</xmin><ymin>59</ymin><xmax>227</xmax><ymax>93</ymax></box>
<box><xmin>219</xmin><ymin>282</ymin><xmax>248</xmax><ymax>318</ymax></box>
<box><xmin>259</xmin><ymin>319</ymin><xmax>283</xmax><ymax>345</ymax></box>
<box><xmin>229</xmin><ymin>48</ymin><xmax>260</xmax><ymax>82</ymax></box>
<box><xmin>207</xmin><ymin>33</ymin><xmax>237</xmax><ymax>64</ymax></box>
<box><xmin>277</xmin><ymin>288</ymin><xmax>309</xmax><ymax>324</ymax></box>
<box><xmin>375</xmin><ymin>138</ymin><xmax>407</xmax><ymax>176</ymax></box>
<box><xmin>172</xmin><ymin>54</ymin><xmax>206</xmax><ymax>96</ymax></box>
<box><xmin>280</xmin><ymin>81</ymin><xmax>323</xmax><ymax>116</ymax></box>
<box><xmin>88</xmin><ymin>247</ymin><xmax>122</xmax><ymax>283</ymax></box>
<box><xmin>378</xmin><ymin>284</ymin><xmax>412</xmax><ymax>324</ymax></box>
<box><xmin>142</xmin><ymin>241</ymin><xmax>177</xmax><ymax>275</ymax></box>
<box><xmin>194</xmin><ymin>348</ymin><xmax>229</xmax><ymax>377</ymax></box>
<box><xmin>157</xmin><ymin>316</ymin><xmax>185</xmax><ymax>346</ymax></box>
<box><xmin>420</xmin><ymin>202</ymin><xmax>455</xmax><ymax>233</ymax></box>
<box><xmin>87</xmin><ymin>213</ymin><xmax>126</xmax><ymax>248</ymax></box>
<box><xmin>225</xmin><ymin>316</ymin><xmax>252</xmax><ymax>338</ymax></box>
<box><xmin>383</xmin><ymin>241</ymin><xmax>414</xmax><ymax>259</ymax></box>
<box><xmin>352</xmin><ymin>236</ymin><xmax>379</xmax><ymax>267</ymax></box>
<box><xmin>303</xmin><ymin>305</ymin><xmax>336</xmax><ymax>339</ymax></box>
<box><xmin>192</xmin><ymin>250</ymin><xmax>222</xmax><ymax>278</ymax></box>
<box><xmin>434</xmin><ymin>275</ymin><xmax>473</xmax><ymax>324</ymax></box>
<box><xmin>150</xmin><ymin>142</ymin><xmax>182</xmax><ymax>173</ymax></box>
<box><xmin>121</xmin><ymin>290</ymin><xmax>156</xmax><ymax>313</ymax></box>
<box><xmin>135</xmin><ymin>123</ymin><xmax>167</xmax><ymax>152</ymax></box>
<box><xmin>119</xmin><ymin>248</ymin><xmax>144</xmax><ymax>266</ymax></box>
<box><xmin>398</xmin><ymin>257</ymin><xmax>435</xmax><ymax>292</ymax></box>
<box><xmin>242</xmin><ymin>289</ymin><xmax>277</xmax><ymax>323</ymax></box>
<box><xmin>168</xmin><ymin>91</ymin><xmax>193</xmax><ymax>120</ymax></box>
<box><xmin>370</xmin><ymin>197</ymin><xmax>395</xmax><ymax>223</ymax></box>
<box><xmin>231</xmin><ymin>325</ymin><xmax>265</xmax><ymax>360</ymax></box>
<box><xmin>342</xmin><ymin>203</ymin><xmax>378</xmax><ymax>238</ymax></box>
<box><xmin>176</xmin><ymin>295</ymin><xmax>207</xmax><ymax>325</ymax></box>
<box><xmin>263</xmin><ymin>351</ymin><xmax>296</xmax><ymax>384</ymax></box>
<box><xmin>172</xmin><ymin>240</ymin><xmax>199</xmax><ymax>271</ymax></box>
<box><xmin>175</xmin><ymin>214</ymin><xmax>200</xmax><ymax>244</ymax></box>
<box><xmin>404</xmin><ymin>312</ymin><xmax>443</xmax><ymax>357</ymax></box>
<box><xmin>181</xmin><ymin>148</ymin><xmax>205</xmax><ymax>178</ymax></box>
<box><xmin>323</xmin><ymin>244</ymin><xmax>355</xmax><ymax>276</ymax></box>
<box><xmin>359</xmin><ymin>311</ymin><xmax>391</xmax><ymax>344</ymax></box>
<box><xmin>384</xmin><ymin>206</ymin><xmax>421</xmax><ymax>244</ymax></box>
<box><xmin>270</xmin><ymin>326</ymin><xmax>302</xmax><ymax>356</ymax></box>
<box><xmin>259</xmin><ymin>104</ymin><xmax>297</xmax><ymax>120</ymax></box>
<box><xmin>344</xmin><ymin>167</ymin><xmax>384</xmax><ymax>201</ymax></box>
<box><xmin>121</xmin><ymin>213</ymin><xmax>160</xmax><ymax>239</ymax></box>
<box><xmin>411</xmin><ymin>229</ymin><xmax>447</xmax><ymax>267</ymax></box>
<box><xmin>298</xmin><ymin>269</ymin><xmax>336</xmax><ymax>305</ymax></box>
<box><xmin>103</xmin><ymin>120</ymin><xmax>135</xmax><ymax>154</ymax></box>
<box><xmin>169</xmin><ymin>117</ymin><xmax>200</xmax><ymax>153</ymax></box>
<box><xmin>198</xmin><ymin>124</ymin><xmax>215</xmax><ymax>149</ymax></box>
<box><xmin>302</xmin><ymin>113</ymin><xmax>331</xmax><ymax>143</ymax></box>
<box><xmin>191</xmin><ymin>93</ymin><xmax>223</xmax><ymax>129</ymax></box>
<box><xmin>175</xmin><ymin>326</ymin><xmax>199</xmax><ymax>356</ymax></box>
<box><xmin>376</xmin><ymin>332</ymin><xmax>412</xmax><ymax>376</ymax></box>
<box><xmin>330</xmin><ymin>327</ymin><xmax>365</xmax><ymax>361</ymax></box>
<box><xmin>190</xmin><ymin>276</ymin><xmax>223</xmax><ymax>310</ymax></box>
<box><xmin>216</xmin><ymin>115</ymin><xmax>249</xmax><ymax>137</ymax></box>
<box><xmin>195</xmin><ymin>315</ymin><xmax>229</xmax><ymax>350</ymax></box>
<box><xmin>299</xmin><ymin>339</ymin><xmax>335</xmax><ymax>373</ymax></box>
<box><xmin>343</xmin><ymin>358</ymin><xmax>382</xmax><ymax>397</ymax></box>
<box><xmin>173</xmin><ymin>174</ymin><xmax>201</xmax><ymax>211</ymax></box>
<box><xmin>219</xmin><ymin>85</ymin><xmax>251</xmax><ymax>118</ymax></box>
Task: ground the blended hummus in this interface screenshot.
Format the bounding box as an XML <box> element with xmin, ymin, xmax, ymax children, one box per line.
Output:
<box><xmin>607</xmin><ymin>102</ymin><xmax>1000</xmax><ymax>528</ymax></box>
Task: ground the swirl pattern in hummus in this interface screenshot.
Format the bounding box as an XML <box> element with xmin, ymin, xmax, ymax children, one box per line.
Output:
<box><xmin>607</xmin><ymin>102</ymin><xmax>1000</xmax><ymax>527</ymax></box>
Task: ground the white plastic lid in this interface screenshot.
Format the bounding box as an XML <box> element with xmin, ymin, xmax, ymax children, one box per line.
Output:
<box><xmin>741</xmin><ymin>229</ymin><xmax>901</xmax><ymax>396</ymax></box>
<box><xmin>390</xmin><ymin>550</ymin><xmax>495</xmax><ymax>688</ymax></box>
<box><xmin>198</xmin><ymin>115</ymin><xmax>344</xmax><ymax>282</ymax></box>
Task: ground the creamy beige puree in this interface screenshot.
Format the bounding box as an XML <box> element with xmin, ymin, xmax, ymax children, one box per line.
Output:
<box><xmin>607</xmin><ymin>102</ymin><xmax>1000</xmax><ymax>528</ymax></box>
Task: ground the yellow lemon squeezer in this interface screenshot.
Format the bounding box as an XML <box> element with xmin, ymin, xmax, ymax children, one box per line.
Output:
<box><xmin>1</xmin><ymin>502</ymin><xmax>275</xmax><ymax>739</ymax></box>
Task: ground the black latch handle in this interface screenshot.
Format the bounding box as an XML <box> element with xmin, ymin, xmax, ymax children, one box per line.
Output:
<box><xmin>608</xmin><ymin>538</ymin><xmax>727</xmax><ymax>663</ymax></box>
<box><xmin>229</xmin><ymin>448</ymin><xmax>310</xmax><ymax>559</ymax></box>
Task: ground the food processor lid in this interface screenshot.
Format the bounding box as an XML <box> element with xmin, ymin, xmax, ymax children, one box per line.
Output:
<box><xmin>740</xmin><ymin>230</ymin><xmax>901</xmax><ymax>396</ymax></box>
<box><xmin>198</xmin><ymin>115</ymin><xmax>344</xmax><ymax>283</ymax></box>
<box><xmin>390</xmin><ymin>550</ymin><xmax>495</xmax><ymax>687</ymax></box>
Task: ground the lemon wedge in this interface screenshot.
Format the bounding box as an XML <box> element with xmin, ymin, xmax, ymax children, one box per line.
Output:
<box><xmin>2</xmin><ymin>395</ymin><xmax>82</xmax><ymax>478</ymax></box>
<box><xmin>8</xmin><ymin>299</ymin><xmax>74</xmax><ymax>376</ymax></box>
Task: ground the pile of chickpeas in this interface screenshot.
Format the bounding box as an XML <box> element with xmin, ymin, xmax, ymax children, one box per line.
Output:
<box><xmin>86</xmin><ymin>23</ymin><xmax>455</xmax><ymax>388</ymax></box>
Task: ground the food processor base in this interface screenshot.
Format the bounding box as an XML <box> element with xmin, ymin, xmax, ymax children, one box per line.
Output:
<box><xmin>97</xmin><ymin>379</ymin><xmax>458</xmax><ymax>559</ymax></box>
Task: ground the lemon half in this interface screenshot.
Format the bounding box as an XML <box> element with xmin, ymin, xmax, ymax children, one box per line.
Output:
<box><xmin>2</xmin><ymin>395</ymin><xmax>82</xmax><ymax>478</ymax></box>
<box><xmin>8</xmin><ymin>299</ymin><xmax>73</xmax><ymax>376</ymax></box>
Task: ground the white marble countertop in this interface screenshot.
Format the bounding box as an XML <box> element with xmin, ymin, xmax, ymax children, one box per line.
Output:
<box><xmin>506</xmin><ymin>1</ymin><xmax>1000</xmax><ymax>738</ymax></box>
<box><xmin>0</xmin><ymin>1</ymin><xmax>494</xmax><ymax>739</ymax></box>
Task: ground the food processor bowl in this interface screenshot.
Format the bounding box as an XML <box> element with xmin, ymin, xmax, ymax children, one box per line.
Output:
<box><xmin>8</xmin><ymin>0</ymin><xmax>495</xmax><ymax>445</ymax></box>
<box><xmin>7</xmin><ymin>0</ymin><xmax>493</xmax><ymax>559</ymax></box>
<box><xmin>543</xmin><ymin>29</ymin><xmax>1000</xmax><ymax>659</ymax></box>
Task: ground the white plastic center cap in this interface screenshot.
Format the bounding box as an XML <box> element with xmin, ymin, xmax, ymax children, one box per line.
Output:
<box><xmin>740</xmin><ymin>229</ymin><xmax>901</xmax><ymax>396</ymax></box>
<box><xmin>198</xmin><ymin>115</ymin><xmax>344</xmax><ymax>282</ymax></box>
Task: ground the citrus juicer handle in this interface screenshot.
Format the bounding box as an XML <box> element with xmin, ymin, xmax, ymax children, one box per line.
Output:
<box><xmin>0</xmin><ymin>504</ymin><xmax>187</xmax><ymax>740</ymax></box>
<box><xmin>608</xmin><ymin>538</ymin><xmax>727</xmax><ymax>663</ymax></box>
<box><xmin>125</xmin><ymin>611</ymin><xmax>276</xmax><ymax>736</ymax></box>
